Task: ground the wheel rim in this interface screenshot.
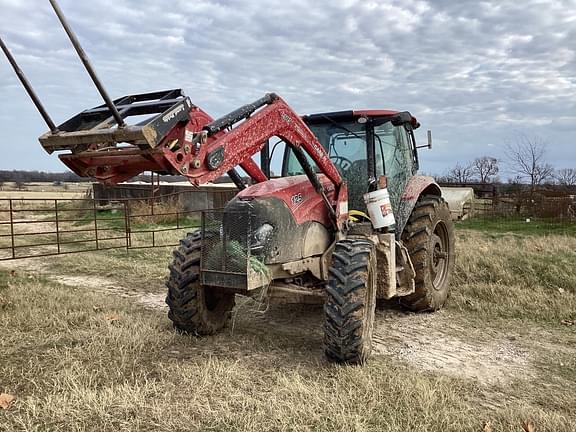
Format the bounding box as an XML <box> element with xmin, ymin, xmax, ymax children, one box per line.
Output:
<box><xmin>431</xmin><ymin>221</ymin><xmax>450</xmax><ymax>290</ymax></box>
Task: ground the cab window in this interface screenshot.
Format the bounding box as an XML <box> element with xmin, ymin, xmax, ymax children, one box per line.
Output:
<box><xmin>374</xmin><ymin>122</ymin><xmax>413</xmax><ymax>210</ymax></box>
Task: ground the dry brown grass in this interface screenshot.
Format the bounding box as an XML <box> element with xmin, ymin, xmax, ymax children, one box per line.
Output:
<box><xmin>0</xmin><ymin>273</ymin><xmax>479</xmax><ymax>432</ymax></box>
<box><xmin>0</xmin><ymin>182</ymin><xmax>90</xmax><ymax>195</ymax></box>
<box><xmin>450</xmin><ymin>230</ymin><xmax>576</xmax><ymax>323</ymax></box>
<box><xmin>0</xmin><ymin>227</ymin><xmax>575</xmax><ymax>431</ymax></box>
<box><xmin>0</xmin><ymin>191</ymin><xmax>88</xmax><ymax>200</ymax></box>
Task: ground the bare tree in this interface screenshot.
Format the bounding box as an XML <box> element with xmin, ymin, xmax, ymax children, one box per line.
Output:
<box><xmin>472</xmin><ymin>156</ymin><xmax>499</xmax><ymax>183</ymax></box>
<box><xmin>554</xmin><ymin>168</ymin><xmax>576</xmax><ymax>187</ymax></box>
<box><xmin>447</xmin><ymin>162</ymin><xmax>474</xmax><ymax>183</ymax></box>
<box><xmin>433</xmin><ymin>174</ymin><xmax>452</xmax><ymax>183</ymax></box>
<box><xmin>505</xmin><ymin>135</ymin><xmax>554</xmax><ymax>192</ymax></box>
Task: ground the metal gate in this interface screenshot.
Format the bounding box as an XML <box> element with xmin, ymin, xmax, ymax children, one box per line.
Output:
<box><xmin>0</xmin><ymin>190</ymin><xmax>233</xmax><ymax>261</ymax></box>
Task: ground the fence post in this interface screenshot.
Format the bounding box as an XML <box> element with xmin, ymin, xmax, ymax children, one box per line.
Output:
<box><xmin>55</xmin><ymin>199</ymin><xmax>60</xmax><ymax>254</ymax></box>
<box><xmin>93</xmin><ymin>198</ymin><xmax>99</xmax><ymax>250</ymax></box>
<box><xmin>9</xmin><ymin>199</ymin><xmax>15</xmax><ymax>259</ymax></box>
<box><xmin>124</xmin><ymin>201</ymin><xmax>131</xmax><ymax>250</ymax></box>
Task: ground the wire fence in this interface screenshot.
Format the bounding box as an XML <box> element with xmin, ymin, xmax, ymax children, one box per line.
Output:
<box><xmin>0</xmin><ymin>189</ymin><xmax>236</xmax><ymax>260</ymax></box>
<box><xmin>459</xmin><ymin>196</ymin><xmax>576</xmax><ymax>236</ymax></box>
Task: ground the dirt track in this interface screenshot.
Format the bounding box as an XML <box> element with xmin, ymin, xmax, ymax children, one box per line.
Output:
<box><xmin>4</xmin><ymin>261</ymin><xmax>540</xmax><ymax>390</ymax></box>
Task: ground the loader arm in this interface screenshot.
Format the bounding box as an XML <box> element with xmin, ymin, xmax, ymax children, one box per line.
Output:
<box><xmin>182</xmin><ymin>93</ymin><xmax>346</xmax><ymax>227</ymax></box>
<box><xmin>187</xmin><ymin>94</ymin><xmax>342</xmax><ymax>187</ymax></box>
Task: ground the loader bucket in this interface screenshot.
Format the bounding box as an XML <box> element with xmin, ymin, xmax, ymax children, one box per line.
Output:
<box><xmin>1</xmin><ymin>2</ymin><xmax>200</xmax><ymax>184</ymax></box>
<box><xmin>2</xmin><ymin>1</ymin><xmax>275</xmax><ymax>187</ymax></box>
<box><xmin>38</xmin><ymin>89</ymin><xmax>193</xmax><ymax>153</ymax></box>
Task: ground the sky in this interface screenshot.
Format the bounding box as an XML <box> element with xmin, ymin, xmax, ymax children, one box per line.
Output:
<box><xmin>1</xmin><ymin>0</ymin><xmax>575</xmax><ymax>179</ymax></box>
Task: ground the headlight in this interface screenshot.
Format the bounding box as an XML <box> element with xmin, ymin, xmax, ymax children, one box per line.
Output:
<box><xmin>250</xmin><ymin>223</ymin><xmax>273</xmax><ymax>253</ymax></box>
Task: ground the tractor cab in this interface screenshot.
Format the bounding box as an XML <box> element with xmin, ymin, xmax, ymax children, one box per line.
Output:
<box><xmin>283</xmin><ymin>110</ymin><xmax>421</xmax><ymax>215</ymax></box>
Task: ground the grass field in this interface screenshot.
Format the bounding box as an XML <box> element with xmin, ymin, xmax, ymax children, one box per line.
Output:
<box><xmin>0</xmin><ymin>182</ymin><xmax>90</xmax><ymax>200</ymax></box>
<box><xmin>459</xmin><ymin>217</ymin><xmax>576</xmax><ymax>237</ymax></box>
<box><xmin>1</xmin><ymin>222</ymin><xmax>575</xmax><ymax>431</ymax></box>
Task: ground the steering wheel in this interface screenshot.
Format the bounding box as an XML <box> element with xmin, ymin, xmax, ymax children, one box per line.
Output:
<box><xmin>330</xmin><ymin>155</ymin><xmax>353</xmax><ymax>172</ymax></box>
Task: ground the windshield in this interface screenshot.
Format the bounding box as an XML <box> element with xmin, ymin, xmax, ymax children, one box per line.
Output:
<box><xmin>285</xmin><ymin>121</ymin><xmax>369</xmax><ymax>211</ymax></box>
<box><xmin>285</xmin><ymin>121</ymin><xmax>367</xmax><ymax>176</ymax></box>
<box><xmin>283</xmin><ymin>118</ymin><xmax>415</xmax><ymax>213</ymax></box>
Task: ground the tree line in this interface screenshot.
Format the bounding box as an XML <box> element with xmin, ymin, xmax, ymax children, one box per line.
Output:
<box><xmin>439</xmin><ymin>134</ymin><xmax>576</xmax><ymax>190</ymax></box>
<box><xmin>0</xmin><ymin>170</ymin><xmax>88</xmax><ymax>184</ymax></box>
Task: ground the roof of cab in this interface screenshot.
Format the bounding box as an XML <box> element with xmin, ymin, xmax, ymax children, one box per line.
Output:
<box><xmin>302</xmin><ymin>109</ymin><xmax>419</xmax><ymax>129</ymax></box>
<box><xmin>303</xmin><ymin>109</ymin><xmax>400</xmax><ymax>122</ymax></box>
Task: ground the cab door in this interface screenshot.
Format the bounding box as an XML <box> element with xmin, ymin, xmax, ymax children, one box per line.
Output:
<box><xmin>373</xmin><ymin>121</ymin><xmax>415</xmax><ymax>214</ymax></box>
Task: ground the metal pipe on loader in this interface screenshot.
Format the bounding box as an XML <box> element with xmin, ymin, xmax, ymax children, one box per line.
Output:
<box><xmin>47</xmin><ymin>0</ymin><xmax>125</xmax><ymax>128</ymax></box>
<box><xmin>0</xmin><ymin>36</ymin><xmax>59</xmax><ymax>133</ymax></box>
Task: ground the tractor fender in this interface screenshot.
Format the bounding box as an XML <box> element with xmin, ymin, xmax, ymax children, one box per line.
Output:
<box><xmin>396</xmin><ymin>175</ymin><xmax>442</xmax><ymax>238</ymax></box>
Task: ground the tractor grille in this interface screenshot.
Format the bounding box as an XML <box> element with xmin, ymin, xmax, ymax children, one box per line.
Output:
<box><xmin>200</xmin><ymin>210</ymin><xmax>267</xmax><ymax>290</ymax></box>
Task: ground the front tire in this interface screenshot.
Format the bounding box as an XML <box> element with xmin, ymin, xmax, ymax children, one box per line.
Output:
<box><xmin>166</xmin><ymin>231</ymin><xmax>235</xmax><ymax>334</ymax></box>
<box><xmin>400</xmin><ymin>195</ymin><xmax>455</xmax><ymax>311</ymax></box>
<box><xmin>324</xmin><ymin>239</ymin><xmax>377</xmax><ymax>364</ymax></box>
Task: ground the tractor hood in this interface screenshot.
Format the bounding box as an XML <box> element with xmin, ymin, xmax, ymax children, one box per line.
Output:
<box><xmin>235</xmin><ymin>175</ymin><xmax>335</xmax><ymax>227</ymax></box>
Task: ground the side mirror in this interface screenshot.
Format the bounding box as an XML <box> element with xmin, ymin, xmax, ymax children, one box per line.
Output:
<box><xmin>416</xmin><ymin>129</ymin><xmax>433</xmax><ymax>150</ymax></box>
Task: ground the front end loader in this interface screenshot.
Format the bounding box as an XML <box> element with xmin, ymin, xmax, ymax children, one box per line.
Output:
<box><xmin>1</xmin><ymin>1</ymin><xmax>455</xmax><ymax>364</ymax></box>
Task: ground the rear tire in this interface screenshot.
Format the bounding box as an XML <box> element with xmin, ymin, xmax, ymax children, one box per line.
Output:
<box><xmin>400</xmin><ymin>195</ymin><xmax>455</xmax><ymax>312</ymax></box>
<box><xmin>166</xmin><ymin>231</ymin><xmax>235</xmax><ymax>335</ymax></box>
<box><xmin>324</xmin><ymin>239</ymin><xmax>377</xmax><ymax>364</ymax></box>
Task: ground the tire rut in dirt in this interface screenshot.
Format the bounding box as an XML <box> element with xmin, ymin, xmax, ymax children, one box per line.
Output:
<box><xmin>400</xmin><ymin>195</ymin><xmax>455</xmax><ymax>312</ymax></box>
<box><xmin>165</xmin><ymin>231</ymin><xmax>235</xmax><ymax>335</ymax></box>
<box><xmin>324</xmin><ymin>238</ymin><xmax>377</xmax><ymax>364</ymax></box>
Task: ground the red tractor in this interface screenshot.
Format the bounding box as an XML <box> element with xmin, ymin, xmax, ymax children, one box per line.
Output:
<box><xmin>1</xmin><ymin>6</ymin><xmax>455</xmax><ymax>363</ymax></box>
<box><xmin>39</xmin><ymin>91</ymin><xmax>455</xmax><ymax>364</ymax></box>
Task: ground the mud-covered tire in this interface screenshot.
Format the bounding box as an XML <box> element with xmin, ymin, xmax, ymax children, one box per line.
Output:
<box><xmin>166</xmin><ymin>231</ymin><xmax>235</xmax><ymax>335</ymax></box>
<box><xmin>324</xmin><ymin>239</ymin><xmax>377</xmax><ymax>364</ymax></box>
<box><xmin>400</xmin><ymin>195</ymin><xmax>455</xmax><ymax>312</ymax></box>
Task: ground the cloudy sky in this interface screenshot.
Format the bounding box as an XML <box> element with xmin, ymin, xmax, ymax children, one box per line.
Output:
<box><xmin>1</xmin><ymin>0</ymin><xmax>575</xmax><ymax>179</ymax></box>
